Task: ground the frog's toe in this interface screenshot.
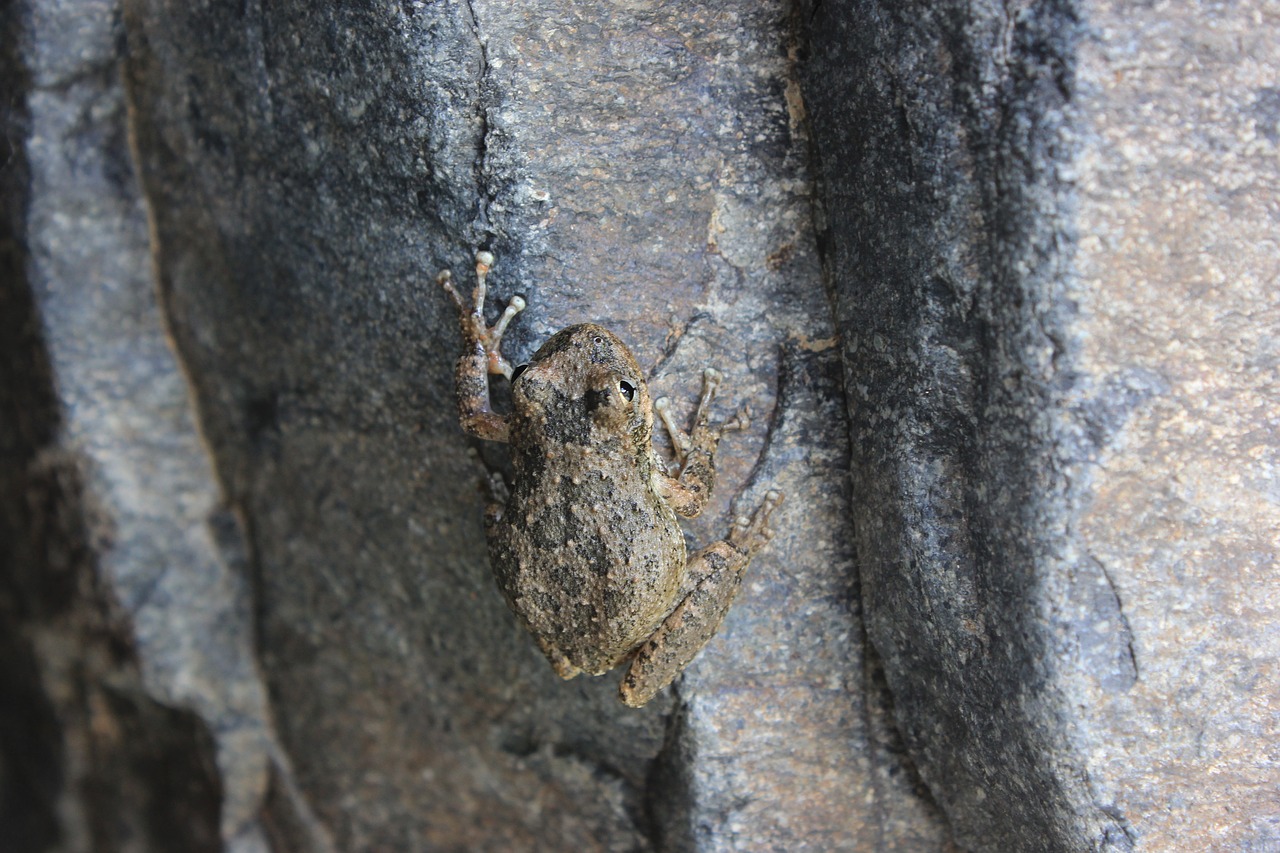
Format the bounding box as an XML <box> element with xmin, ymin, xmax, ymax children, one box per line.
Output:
<box><xmin>542</xmin><ymin>642</ymin><xmax>582</xmax><ymax>680</ymax></box>
<box><xmin>437</xmin><ymin>269</ymin><xmax>466</xmax><ymax>309</ymax></box>
<box><xmin>718</xmin><ymin>404</ymin><xmax>751</xmax><ymax>434</ymax></box>
<box><xmin>729</xmin><ymin>490</ymin><xmax>784</xmax><ymax>553</ymax></box>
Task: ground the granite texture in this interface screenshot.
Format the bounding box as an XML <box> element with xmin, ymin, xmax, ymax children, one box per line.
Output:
<box><xmin>2</xmin><ymin>0</ymin><xmax>1276</xmax><ymax>850</ymax></box>
<box><xmin>802</xmin><ymin>1</ymin><xmax>1129</xmax><ymax>848</ymax></box>
<box><xmin>1067</xmin><ymin>2</ymin><xmax>1280</xmax><ymax>848</ymax></box>
<box><xmin>118</xmin><ymin>0</ymin><xmax>897</xmax><ymax>849</ymax></box>
<box><xmin>2</xmin><ymin>7</ymin><xmax>224</xmax><ymax>848</ymax></box>
<box><xmin>803</xmin><ymin>0</ymin><xmax>1278</xmax><ymax>850</ymax></box>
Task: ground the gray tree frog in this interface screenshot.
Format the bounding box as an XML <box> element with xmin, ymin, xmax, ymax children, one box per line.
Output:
<box><xmin>439</xmin><ymin>251</ymin><xmax>782</xmax><ymax>707</ymax></box>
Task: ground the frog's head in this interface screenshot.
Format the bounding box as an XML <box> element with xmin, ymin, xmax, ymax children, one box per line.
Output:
<box><xmin>510</xmin><ymin>324</ymin><xmax>653</xmax><ymax>449</ymax></box>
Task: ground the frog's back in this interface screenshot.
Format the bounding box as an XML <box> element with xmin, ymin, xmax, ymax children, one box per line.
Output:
<box><xmin>489</xmin><ymin>447</ymin><xmax>686</xmax><ymax>675</ymax></box>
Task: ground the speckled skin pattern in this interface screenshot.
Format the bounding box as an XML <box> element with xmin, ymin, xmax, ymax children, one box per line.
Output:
<box><xmin>440</xmin><ymin>253</ymin><xmax>780</xmax><ymax>706</ymax></box>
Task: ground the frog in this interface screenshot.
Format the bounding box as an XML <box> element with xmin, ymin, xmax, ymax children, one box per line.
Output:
<box><xmin>438</xmin><ymin>251</ymin><xmax>782</xmax><ymax>707</ymax></box>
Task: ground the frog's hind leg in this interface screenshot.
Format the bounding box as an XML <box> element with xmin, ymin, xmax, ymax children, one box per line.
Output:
<box><xmin>536</xmin><ymin>636</ymin><xmax>583</xmax><ymax>681</ymax></box>
<box><xmin>618</xmin><ymin>491</ymin><xmax>783</xmax><ymax>707</ymax></box>
<box><xmin>654</xmin><ymin>368</ymin><xmax>748</xmax><ymax>519</ymax></box>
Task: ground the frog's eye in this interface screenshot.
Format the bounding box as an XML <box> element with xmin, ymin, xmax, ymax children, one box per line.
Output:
<box><xmin>511</xmin><ymin>363</ymin><xmax>530</xmax><ymax>383</ymax></box>
<box><xmin>617</xmin><ymin>379</ymin><xmax>636</xmax><ymax>402</ymax></box>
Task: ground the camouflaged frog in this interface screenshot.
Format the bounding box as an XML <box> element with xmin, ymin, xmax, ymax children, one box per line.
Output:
<box><xmin>439</xmin><ymin>251</ymin><xmax>781</xmax><ymax>707</ymax></box>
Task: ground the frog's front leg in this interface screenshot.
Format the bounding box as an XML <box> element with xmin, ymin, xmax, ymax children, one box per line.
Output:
<box><xmin>619</xmin><ymin>490</ymin><xmax>783</xmax><ymax>707</ymax></box>
<box><xmin>654</xmin><ymin>368</ymin><xmax>747</xmax><ymax>518</ymax></box>
<box><xmin>438</xmin><ymin>251</ymin><xmax>524</xmax><ymax>442</ymax></box>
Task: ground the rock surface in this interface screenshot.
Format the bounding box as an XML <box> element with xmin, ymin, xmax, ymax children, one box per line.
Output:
<box><xmin>1068</xmin><ymin>2</ymin><xmax>1280</xmax><ymax>848</ymax></box>
<box><xmin>2</xmin><ymin>7</ymin><xmax>224</xmax><ymax>848</ymax></box>
<box><xmin>1</xmin><ymin>0</ymin><xmax>1276</xmax><ymax>851</ymax></box>
<box><xmin>803</xmin><ymin>0</ymin><xmax>1279</xmax><ymax>850</ymax></box>
<box><xmin>118</xmin><ymin>0</ymin><xmax>907</xmax><ymax>848</ymax></box>
<box><xmin>803</xmin><ymin>2</ymin><xmax>1125</xmax><ymax>847</ymax></box>
<box><xmin>8</xmin><ymin>2</ymin><xmax>275</xmax><ymax>847</ymax></box>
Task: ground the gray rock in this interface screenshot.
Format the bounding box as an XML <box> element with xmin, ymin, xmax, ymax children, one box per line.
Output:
<box><xmin>2</xmin><ymin>12</ymin><xmax>223</xmax><ymax>849</ymax></box>
<box><xmin>117</xmin><ymin>0</ymin><xmax>916</xmax><ymax>847</ymax></box>
<box><xmin>4</xmin><ymin>1</ymin><xmax>275</xmax><ymax>849</ymax></box>
<box><xmin>1066</xmin><ymin>2</ymin><xmax>1280</xmax><ymax>849</ymax></box>
<box><xmin>803</xmin><ymin>0</ymin><xmax>1279</xmax><ymax>850</ymax></box>
<box><xmin>4</xmin><ymin>0</ymin><xmax>1276</xmax><ymax>850</ymax></box>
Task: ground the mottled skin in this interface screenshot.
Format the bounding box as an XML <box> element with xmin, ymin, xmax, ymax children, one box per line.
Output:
<box><xmin>440</xmin><ymin>252</ymin><xmax>781</xmax><ymax>707</ymax></box>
